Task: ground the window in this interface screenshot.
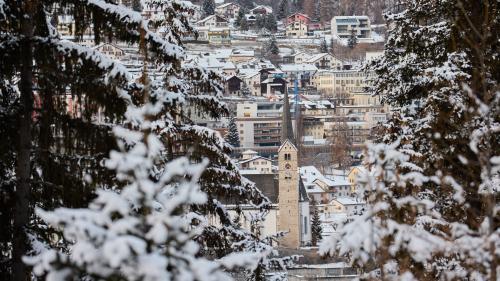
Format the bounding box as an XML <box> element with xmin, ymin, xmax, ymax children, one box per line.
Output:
<box><xmin>303</xmin><ymin>216</ymin><xmax>308</xmax><ymax>234</ymax></box>
<box><xmin>284</xmin><ymin>153</ymin><xmax>291</xmax><ymax>161</ymax></box>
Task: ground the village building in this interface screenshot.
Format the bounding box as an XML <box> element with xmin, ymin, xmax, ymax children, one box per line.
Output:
<box><xmin>94</xmin><ymin>43</ymin><xmax>126</xmax><ymax>61</ymax></box>
<box><xmin>225</xmin><ymin>75</ymin><xmax>243</xmax><ymax>96</ymax></box>
<box><xmin>195</xmin><ymin>15</ymin><xmax>231</xmax><ymax>44</ymax></box>
<box><xmin>237</xmin><ymin>150</ymin><xmax>274</xmax><ymax>174</ymax></box>
<box><xmin>331</xmin><ymin>16</ymin><xmax>372</xmax><ymax>40</ymax></box>
<box><xmin>250</xmin><ymin>5</ymin><xmax>273</xmax><ymax>16</ymax></box>
<box><xmin>304</xmin><ymin>53</ymin><xmax>343</xmax><ymax>70</ymax></box>
<box><xmin>215</xmin><ymin>2</ymin><xmax>241</xmax><ymax>20</ymax></box>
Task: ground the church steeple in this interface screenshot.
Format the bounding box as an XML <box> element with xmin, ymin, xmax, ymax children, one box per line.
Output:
<box><xmin>281</xmin><ymin>89</ymin><xmax>295</xmax><ymax>145</ymax></box>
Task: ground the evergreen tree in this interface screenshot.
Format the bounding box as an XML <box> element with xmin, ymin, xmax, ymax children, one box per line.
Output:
<box><xmin>310</xmin><ymin>199</ymin><xmax>322</xmax><ymax>246</ymax></box>
<box><xmin>277</xmin><ymin>0</ymin><xmax>289</xmax><ymax>20</ymax></box>
<box><xmin>237</xmin><ymin>0</ymin><xmax>254</xmax><ymax>10</ymax></box>
<box><xmin>329</xmin><ymin>37</ymin><xmax>337</xmax><ymax>55</ymax></box>
<box><xmin>347</xmin><ymin>29</ymin><xmax>357</xmax><ymax>49</ymax></box>
<box><xmin>321</xmin><ymin>1</ymin><xmax>500</xmax><ymax>280</ymax></box>
<box><xmin>291</xmin><ymin>0</ymin><xmax>304</xmax><ymax>13</ymax></box>
<box><xmin>229</xmin><ymin>211</ymin><xmax>297</xmax><ymax>281</ymax></box>
<box><xmin>241</xmin><ymin>83</ymin><xmax>252</xmax><ymax>96</ymax></box>
<box><xmin>312</xmin><ymin>0</ymin><xmax>321</xmax><ymax>21</ymax></box>
<box><xmin>235</xmin><ymin>8</ymin><xmax>246</xmax><ymax>27</ymax></box>
<box><xmin>202</xmin><ymin>0</ymin><xmax>216</xmax><ymax>17</ymax></box>
<box><xmin>319</xmin><ymin>38</ymin><xmax>329</xmax><ymax>53</ymax></box>
<box><xmin>255</xmin><ymin>14</ymin><xmax>265</xmax><ymax>30</ymax></box>
<box><xmin>0</xmin><ymin>0</ymin><xmax>269</xmax><ymax>279</ymax></box>
<box><xmin>264</xmin><ymin>14</ymin><xmax>278</xmax><ymax>33</ymax></box>
<box><xmin>239</xmin><ymin>16</ymin><xmax>249</xmax><ymax>31</ymax></box>
<box><xmin>132</xmin><ymin>0</ymin><xmax>143</xmax><ymax>12</ymax></box>
<box><xmin>263</xmin><ymin>36</ymin><xmax>280</xmax><ymax>57</ymax></box>
<box><xmin>320</xmin><ymin>0</ymin><xmax>337</xmax><ymax>23</ymax></box>
<box><xmin>225</xmin><ymin>116</ymin><xmax>240</xmax><ymax>148</ymax></box>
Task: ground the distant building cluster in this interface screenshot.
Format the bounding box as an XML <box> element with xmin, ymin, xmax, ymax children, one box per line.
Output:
<box><xmin>52</xmin><ymin>0</ymin><xmax>383</xmax><ymax>254</ymax></box>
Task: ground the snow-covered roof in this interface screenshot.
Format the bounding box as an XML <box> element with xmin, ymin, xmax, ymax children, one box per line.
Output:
<box><xmin>239</xmin><ymin>70</ymin><xmax>260</xmax><ymax>78</ymax></box>
<box><xmin>333</xmin><ymin>15</ymin><xmax>370</xmax><ymax>24</ymax></box>
<box><xmin>231</xmin><ymin>49</ymin><xmax>254</xmax><ymax>56</ymax></box>
<box><xmin>301</xmin><ymin>100</ymin><xmax>334</xmax><ymax>109</ymax></box>
<box><xmin>303</xmin><ymin>183</ymin><xmax>324</xmax><ymax>193</ymax></box>
<box><xmin>193</xmin><ymin>56</ymin><xmax>225</xmax><ymax>69</ymax></box>
<box><xmin>223</xmin><ymin>61</ymin><xmax>236</xmax><ymax>69</ymax></box>
<box><xmin>251</xmin><ymin>5</ymin><xmax>272</xmax><ymax>14</ymax></box>
<box><xmin>237</xmin><ymin>156</ymin><xmax>272</xmax><ymax>165</ymax></box>
<box><xmin>349</xmin><ymin>166</ymin><xmax>368</xmax><ymax>174</ymax></box>
<box><xmin>242</xmin><ymin>149</ymin><xmax>258</xmax><ymax>154</ymax></box>
<box><xmin>301</xmin><ymin>166</ymin><xmax>352</xmax><ymax>190</ymax></box>
<box><xmin>239</xmin><ymin>169</ymin><xmax>262</xmax><ymax>175</ymax></box>
<box><xmin>332</xmin><ymin>197</ymin><xmax>365</xmax><ymax>206</ymax></box>
<box><xmin>280</xmin><ymin>64</ymin><xmax>318</xmax><ymax>72</ymax></box>
<box><xmin>196</xmin><ymin>15</ymin><xmax>228</xmax><ymax>25</ymax></box>
<box><xmin>216</xmin><ymin>2</ymin><xmax>238</xmax><ymax>9</ymax></box>
<box><xmin>214</xmin><ymin>48</ymin><xmax>233</xmax><ymax>59</ymax></box>
<box><xmin>324</xmin><ymin>175</ymin><xmax>350</xmax><ymax>186</ymax></box>
<box><xmin>320</xmin><ymin>212</ymin><xmax>348</xmax><ymax>223</ymax></box>
<box><xmin>300</xmin><ymin>166</ymin><xmax>334</xmax><ymax>186</ymax></box>
<box><xmin>304</xmin><ymin>53</ymin><xmax>337</xmax><ymax>63</ymax></box>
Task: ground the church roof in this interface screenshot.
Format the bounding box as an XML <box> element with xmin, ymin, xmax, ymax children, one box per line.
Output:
<box><xmin>280</xmin><ymin>89</ymin><xmax>295</xmax><ymax>145</ymax></box>
<box><xmin>298</xmin><ymin>178</ymin><xmax>309</xmax><ymax>202</ymax></box>
<box><xmin>278</xmin><ymin>138</ymin><xmax>297</xmax><ymax>153</ymax></box>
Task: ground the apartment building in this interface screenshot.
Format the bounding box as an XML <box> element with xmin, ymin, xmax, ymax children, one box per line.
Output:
<box><xmin>286</xmin><ymin>21</ymin><xmax>309</xmax><ymax>38</ymax></box>
<box><xmin>324</xmin><ymin>120</ymin><xmax>371</xmax><ymax>146</ymax></box>
<box><xmin>280</xmin><ymin>64</ymin><xmax>318</xmax><ymax>88</ymax></box>
<box><xmin>331</xmin><ymin>16</ymin><xmax>372</xmax><ymax>39</ymax></box>
<box><xmin>313</xmin><ymin>69</ymin><xmax>374</xmax><ymax>96</ymax></box>
<box><xmin>235</xmin><ymin>102</ymin><xmax>283</xmax><ymax>148</ymax></box>
<box><xmin>240</xmin><ymin>71</ymin><xmax>261</xmax><ymax>96</ymax></box>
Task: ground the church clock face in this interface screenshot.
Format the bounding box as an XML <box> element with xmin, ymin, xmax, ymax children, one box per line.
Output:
<box><xmin>285</xmin><ymin>163</ymin><xmax>291</xmax><ymax>170</ymax></box>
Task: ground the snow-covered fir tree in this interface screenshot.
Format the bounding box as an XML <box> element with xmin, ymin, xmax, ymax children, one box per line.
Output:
<box><xmin>263</xmin><ymin>36</ymin><xmax>280</xmax><ymax>57</ymax></box>
<box><xmin>241</xmin><ymin>83</ymin><xmax>252</xmax><ymax>97</ymax></box>
<box><xmin>321</xmin><ymin>0</ymin><xmax>500</xmax><ymax>280</ymax></box>
<box><xmin>131</xmin><ymin>0</ymin><xmax>143</xmax><ymax>11</ymax></box>
<box><xmin>225</xmin><ymin>116</ymin><xmax>240</xmax><ymax>148</ymax></box>
<box><xmin>236</xmin><ymin>0</ymin><xmax>254</xmax><ymax>10</ymax></box>
<box><xmin>202</xmin><ymin>0</ymin><xmax>215</xmax><ymax>17</ymax></box>
<box><xmin>310</xmin><ymin>199</ymin><xmax>322</xmax><ymax>246</ymax></box>
<box><xmin>240</xmin><ymin>17</ymin><xmax>249</xmax><ymax>31</ymax></box>
<box><xmin>347</xmin><ymin>29</ymin><xmax>357</xmax><ymax>49</ymax></box>
<box><xmin>264</xmin><ymin>15</ymin><xmax>278</xmax><ymax>33</ymax></box>
<box><xmin>0</xmin><ymin>0</ymin><xmax>270</xmax><ymax>280</ymax></box>
<box><xmin>235</xmin><ymin>8</ymin><xmax>246</xmax><ymax>27</ymax></box>
<box><xmin>320</xmin><ymin>38</ymin><xmax>329</xmax><ymax>53</ymax></box>
<box><xmin>277</xmin><ymin>0</ymin><xmax>289</xmax><ymax>20</ymax></box>
<box><xmin>228</xmin><ymin>211</ymin><xmax>298</xmax><ymax>281</ymax></box>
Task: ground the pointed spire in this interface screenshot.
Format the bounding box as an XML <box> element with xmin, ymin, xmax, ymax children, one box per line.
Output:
<box><xmin>281</xmin><ymin>89</ymin><xmax>295</xmax><ymax>145</ymax></box>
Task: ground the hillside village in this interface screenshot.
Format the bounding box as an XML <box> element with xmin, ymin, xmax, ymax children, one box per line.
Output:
<box><xmin>3</xmin><ymin>0</ymin><xmax>498</xmax><ymax>280</ymax></box>
<box><xmin>54</xmin><ymin>0</ymin><xmax>387</xmax><ymax>274</ymax></box>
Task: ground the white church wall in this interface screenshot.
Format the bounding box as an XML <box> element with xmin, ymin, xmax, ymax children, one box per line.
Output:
<box><xmin>300</xmin><ymin>201</ymin><xmax>312</xmax><ymax>245</ymax></box>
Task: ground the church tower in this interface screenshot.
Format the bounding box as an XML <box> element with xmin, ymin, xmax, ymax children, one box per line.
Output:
<box><xmin>278</xmin><ymin>89</ymin><xmax>301</xmax><ymax>248</ymax></box>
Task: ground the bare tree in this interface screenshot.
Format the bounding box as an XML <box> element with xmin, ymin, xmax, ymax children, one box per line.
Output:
<box><xmin>329</xmin><ymin>120</ymin><xmax>353</xmax><ymax>171</ymax></box>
